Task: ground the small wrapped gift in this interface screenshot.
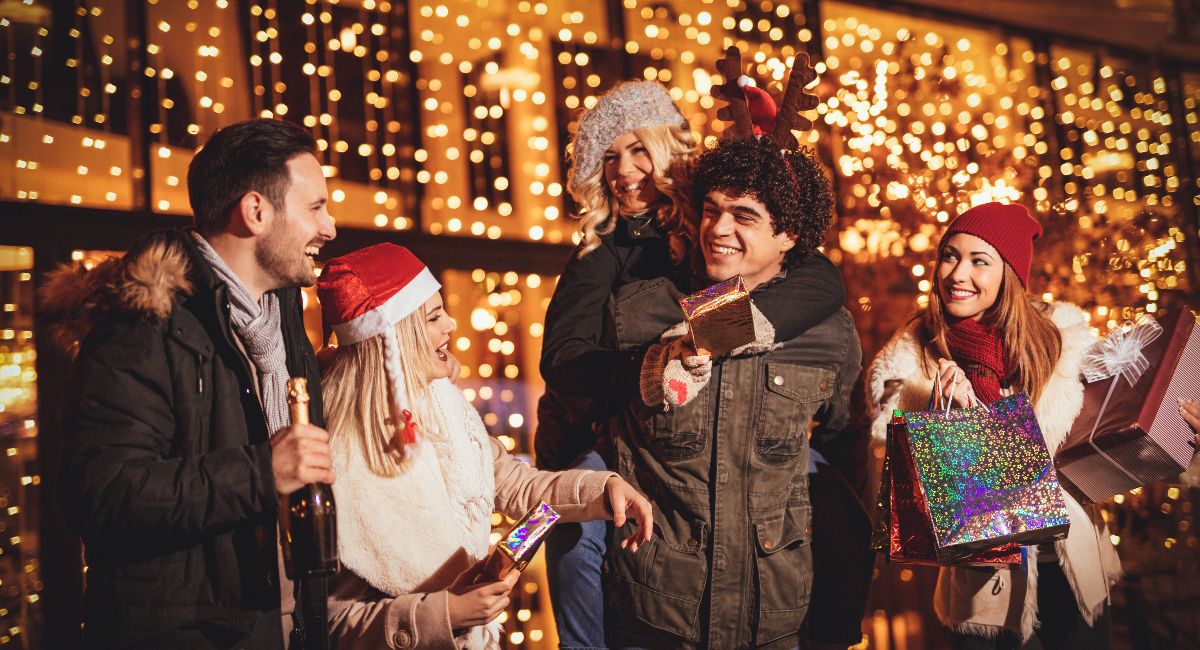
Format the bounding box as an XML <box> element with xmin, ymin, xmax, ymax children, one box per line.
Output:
<box><xmin>678</xmin><ymin>276</ymin><xmax>756</xmax><ymax>358</ymax></box>
<box><xmin>1056</xmin><ymin>307</ymin><xmax>1200</xmax><ymax>504</ymax></box>
<box><xmin>478</xmin><ymin>502</ymin><xmax>560</xmax><ymax>582</ymax></box>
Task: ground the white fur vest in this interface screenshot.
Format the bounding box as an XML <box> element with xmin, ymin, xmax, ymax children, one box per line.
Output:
<box><xmin>332</xmin><ymin>378</ymin><xmax>500</xmax><ymax>649</ymax></box>
<box><xmin>866</xmin><ymin>302</ymin><xmax>1122</xmax><ymax>641</ymax></box>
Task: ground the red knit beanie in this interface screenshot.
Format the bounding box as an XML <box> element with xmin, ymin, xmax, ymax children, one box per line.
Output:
<box><xmin>943</xmin><ymin>202</ymin><xmax>1043</xmax><ymax>287</ymax></box>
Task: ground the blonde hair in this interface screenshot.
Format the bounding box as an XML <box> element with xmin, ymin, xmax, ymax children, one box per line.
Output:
<box><xmin>917</xmin><ymin>263</ymin><xmax>1062</xmax><ymax>404</ymax></box>
<box><xmin>322</xmin><ymin>305</ymin><xmax>441</xmax><ymax>477</ymax></box>
<box><xmin>569</xmin><ymin>123</ymin><xmax>698</xmax><ymax>257</ymax></box>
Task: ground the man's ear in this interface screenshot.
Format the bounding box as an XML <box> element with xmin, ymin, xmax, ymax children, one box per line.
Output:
<box><xmin>778</xmin><ymin>231</ymin><xmax>797</xmax><ymax>254</ymax></box>
<box><xmin>230</xmin><ymin>191</ymin><xmax>271</xmax><ymax>236</ymax></box>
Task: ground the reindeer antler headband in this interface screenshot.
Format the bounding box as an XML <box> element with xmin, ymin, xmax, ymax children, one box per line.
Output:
<box><xmin>710</xmin><ymin>46</ymin><xmax>820</xmax><ymax>149</ymax></box>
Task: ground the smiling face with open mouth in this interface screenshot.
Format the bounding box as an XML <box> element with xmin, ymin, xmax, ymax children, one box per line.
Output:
<box><xmin>936</xmin><ymin>233</ymin><xmax>1005</xmax><ymax>321</ymax></box>
<box><xmin>603</xmin><ymin>131</ymin><xmax>663</xmax><ymax>216</ymax></box>
<box><xmin>422</xmin><ymin>291</ymin><xmax>457</xmax><ymax>380</ymax></box>
<box><xmin>255</xmin><ymin>153</ymin><xmax>337</xmax><ymax>289</ymax></box>
<box><xmin>698</xmin><ymin>189</ymin><xmax>796</xmax><ymax>291</ymax></box>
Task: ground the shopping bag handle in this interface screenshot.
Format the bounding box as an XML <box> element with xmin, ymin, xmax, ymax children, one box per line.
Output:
<box><xmin>930</xmin><ymin>370</ymin><xmax>977</xmax><ymax>415</ymax></box>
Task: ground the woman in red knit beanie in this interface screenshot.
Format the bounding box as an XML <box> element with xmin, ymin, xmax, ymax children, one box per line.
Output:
<box><xmin>865</xmin><ymin>201</ymin><xmax>1129</xmax><ymax>649</ymax></box>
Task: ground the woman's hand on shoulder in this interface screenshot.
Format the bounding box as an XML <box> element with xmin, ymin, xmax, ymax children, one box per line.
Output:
<box><xmin>605</xmin><ymin>476</ymin><xmax>654</xmax><ymax>552</ymax></box>
<box><xmin>445</xmin><ymin>561</ymin><xmax>520</xmax><ymax>629</ymax></box>
<box><xmin>934</xmin><ymin>359</ymin><xmax>976</xmax><ymax>408</ymax></box>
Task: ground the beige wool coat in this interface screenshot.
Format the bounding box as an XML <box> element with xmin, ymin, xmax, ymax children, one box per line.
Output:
<box><xmin>866</xmin><ymin>302</ymin><xmax>1122</xmax><ymax>641</ymax></box>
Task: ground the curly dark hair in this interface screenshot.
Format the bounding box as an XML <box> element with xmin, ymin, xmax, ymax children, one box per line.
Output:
<box><xmin>691</xmin><ymin>137</ymin><xmax>834</xmax><ymax>267</ymax></box>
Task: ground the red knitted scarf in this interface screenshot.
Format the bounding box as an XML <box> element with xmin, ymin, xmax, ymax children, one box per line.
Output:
<box><xmin>945</xmin><ymin>318</ymin><xmax>1008</xmax><ymax>404</ymax></box>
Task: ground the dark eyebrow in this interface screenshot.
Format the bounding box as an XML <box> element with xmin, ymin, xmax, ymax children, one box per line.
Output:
<box><xmin>969</xmin><ymin>250</ymin><xmax>995</xmax><ymax>259</ymax></box>
<box><xmin>702</xmin><ymin>197</ymin><xmax>719</xmax><ymax>210</ymax></box>
<box><xmin>732</xmin><ymin>204</ymin><xmax>764</xmax><ymax>220</ymax></box>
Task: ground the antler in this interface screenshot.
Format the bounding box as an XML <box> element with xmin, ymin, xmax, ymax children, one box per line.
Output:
<box><xmin>768</xmin><ymin>52</ymin><xmax>820</xmax><ymax>149</ymax></box>
<box><xmin>711</xmin><ymin>46</ymin><xmax>755</xmax><ymax>140</ymax></box>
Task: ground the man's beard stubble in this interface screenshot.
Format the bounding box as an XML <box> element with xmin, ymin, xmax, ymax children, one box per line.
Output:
<box><xmin>255</xmin><ymin>215</ymin><xmax>316</xmax><ymax>290</ymax></box>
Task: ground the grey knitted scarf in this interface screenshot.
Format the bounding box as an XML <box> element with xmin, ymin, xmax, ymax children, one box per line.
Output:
<box><xmin>191</xmin><ymin>233</ymin><xmax>291</xmax><ymax>436</ymax></box>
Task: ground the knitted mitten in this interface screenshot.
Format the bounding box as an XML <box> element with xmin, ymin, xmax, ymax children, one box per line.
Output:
<box><xmin>640</xmin><ymin>321</ymin><xmax>712</xmax><ymax>408</ymax></box>
<box><xmin>729</xmin><ymin>299</ymin><xmax>778</xmax><ymax>357</ymax></box>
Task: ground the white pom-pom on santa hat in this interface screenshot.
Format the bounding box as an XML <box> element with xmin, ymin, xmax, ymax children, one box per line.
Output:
<box><xmin>735</xmin><ymin>76</ymin><xmax>778</xmax><ymax>136</ymax></box>
<box><xmin>317</xmin><ymin>243</ymin><xmax>441</xmax><ymax>457</ymax></box>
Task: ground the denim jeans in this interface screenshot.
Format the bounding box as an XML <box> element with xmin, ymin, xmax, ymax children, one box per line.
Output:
<box><xmin>545</xmin><ymin>449</ymin><xmax>610</xmax><ymax>650</ymax></box>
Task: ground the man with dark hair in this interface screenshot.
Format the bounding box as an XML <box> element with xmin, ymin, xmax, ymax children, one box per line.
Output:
<box><xmin>604</xmin><ymin>136</ymin><xmax>866</xmax><ymax>649</ymax></box>
<box><xmin>47</xmin><ymin>118</ymin><xmax>336</xmax><ymax>648</ymax></box>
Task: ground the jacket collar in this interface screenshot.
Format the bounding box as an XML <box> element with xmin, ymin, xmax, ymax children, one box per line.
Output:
<box><xmin>621</xmin><ymin>209</ymin><xmax>667</xmax><ymax>240</ymax></box>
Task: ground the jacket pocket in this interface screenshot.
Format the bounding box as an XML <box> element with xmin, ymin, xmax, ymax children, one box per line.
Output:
<box><xmin>752</xmin><ymin>504</ymin><xmax>813</xmax><ymax>644</ymax></box>
<box><xmin>607</xmin><ymin>518</ymin><xmax>710</xmax><ymax>641</ymax></box>
<box><xmin>643</xmin><ymin>395</ymin><xmax>709</xmax><ymax>462</ymax></box>
<box><xmin>755</xmin><ymin>362</ymin><xmax>835</xmax><ymax>464</ymax></box>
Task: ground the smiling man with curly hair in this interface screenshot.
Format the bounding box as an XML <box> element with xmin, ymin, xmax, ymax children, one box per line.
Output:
<box><xmin>691</xmin><ymin>137</ymin><xmax>834</xmax><ymax>288</ymax></box>
<box><xmin>602</xmin><ymin>135</ymin><xmax>868</xmax><ymax>650</ymax></box>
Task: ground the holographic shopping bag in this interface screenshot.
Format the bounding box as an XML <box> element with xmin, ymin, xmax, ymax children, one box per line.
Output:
<box><xmin>902</xmin><ymin>393</ymin><xmax>1070</xmax><ymax>558</ymax></box>
<box><xmin>877</xmin><ymin>411</ymin><xmax>1023</xmax><ymax>566</ymax></box>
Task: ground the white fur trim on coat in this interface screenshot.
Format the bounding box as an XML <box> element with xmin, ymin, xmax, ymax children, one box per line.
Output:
<box><xmin>866</xmin><ymin>302</ymin><xmax>1122</xmax><ymax>641</ymax></box>
<box><xmin>333</xmin><ymin>378</ymin><xmax>499</xmax><ymax>649</ymax></box>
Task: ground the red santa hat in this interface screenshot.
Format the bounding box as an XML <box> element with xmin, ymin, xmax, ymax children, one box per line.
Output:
<box><xmin>317</xmin><ymin>243</ymin><xmax>441</xmax><ymax>453</ymax></box>
<box><xmin>739</xmin><ymin>76</ymin><xmax>777</xmax><ymax>137</ymax></box>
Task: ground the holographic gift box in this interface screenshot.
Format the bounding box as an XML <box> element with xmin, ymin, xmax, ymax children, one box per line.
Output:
<box><xmin>678</xmin><ymin>276</ymin><xmax>755</xmax><ymax>358</ymax></box>
<box><xmin>1056</xmin><ymin>308</ymin><xmax>1200</xmax><ymax>504</ymax></box>
<box><xmin>901</xmin><ymin>393</ymin><xmax>1070</xmax><ymax>558</ymax></box>
<box><xmin>875</xmin><ymin>411</ymin><xmax>1023</xmax><ymax>566</ymax></box>
<box><xmin>478</xmin><ymin>501</ymin><xmax>560</xmax><ymax>582</ymax></box>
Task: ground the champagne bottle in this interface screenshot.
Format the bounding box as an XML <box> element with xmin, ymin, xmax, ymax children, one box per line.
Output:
<box><xmin>280</xmin><ymin>377</ymin><xmax>339</xmax><ymax>578</ymax></box>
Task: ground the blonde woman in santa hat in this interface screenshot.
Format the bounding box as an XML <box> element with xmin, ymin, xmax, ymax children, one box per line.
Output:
<box><xmin>865</xmin><ymin>202</ymin><xmax>1130</xmax><ymax>649</ymax></box>
<box><xmin>316</xmin><ymin>243</ymin><xmax>654</xmax><ymax>650</ymax></box>
<box><xmin>539</xmin><ymin>77</ymin><xmax>848</xmax><ymax>649</ymax></box>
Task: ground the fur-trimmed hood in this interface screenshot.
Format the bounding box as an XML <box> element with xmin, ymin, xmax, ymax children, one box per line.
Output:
<box><xmin>39</xmin><ymin>232</ymin><xmax>193</xmax><ymax>355</ymax></box>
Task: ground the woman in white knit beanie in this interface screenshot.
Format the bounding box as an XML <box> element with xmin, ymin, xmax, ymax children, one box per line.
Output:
<box><xmin>538</xmin><ymin>81</ymin><xmax>700</xmax><ymax>649</ymax></box>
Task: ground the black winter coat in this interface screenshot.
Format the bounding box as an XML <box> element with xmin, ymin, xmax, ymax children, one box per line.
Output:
<box><xmin>46</xmin><ymin>230</ymin><xmax>325</xmax><ymax>649</ymax></box>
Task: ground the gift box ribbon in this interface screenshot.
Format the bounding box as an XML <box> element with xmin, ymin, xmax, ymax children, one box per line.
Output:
<box><xmin>1078</xmin><ymin>314</ymin><xmax>1163</xmax><ymax>485</ymax></box>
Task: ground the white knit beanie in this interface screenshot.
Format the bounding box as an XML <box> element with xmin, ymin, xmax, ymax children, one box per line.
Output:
<box><xmin>567</xmin><ymin>80</ymin><xmax>687</xmax><ymax>199</ymax></box>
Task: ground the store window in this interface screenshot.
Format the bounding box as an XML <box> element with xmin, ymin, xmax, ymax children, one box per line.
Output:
<box><xmin>0</xmin><ymin>246</ymin><xmax>39</xmax><ymax>649</ymax></box>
